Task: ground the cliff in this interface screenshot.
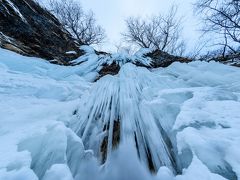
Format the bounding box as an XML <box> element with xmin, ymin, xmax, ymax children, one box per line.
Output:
<box><xmin>0</xmin><ymin>0</ymin><xmax>82</xmax><ymax>64</ymax></box>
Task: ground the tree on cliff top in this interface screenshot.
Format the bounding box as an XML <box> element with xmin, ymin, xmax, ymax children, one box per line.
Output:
<box><xmin>122</xmin><ymin>5</ymin><xmax>186</xmax><ymax>56</ymax></box>
<box><xmin>49</xmin><ymin>0</ymin><xmax>106</xmax><ymax>46</ymax></box>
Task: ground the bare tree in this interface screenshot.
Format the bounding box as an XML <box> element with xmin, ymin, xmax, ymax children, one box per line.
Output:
<box><xmin>122</xmin><ymin>5</ymin><xmax>186</xmax><ymax>56</ymax></box>
<box><xmin>195</xmin><ymin>0</ymin><xmax>240</xmax><ymax>56</ymax></box>
<box><xmin>49</xmin><ymin>0</ymin><xmax>106</xmax><ymax>45</ymax></box>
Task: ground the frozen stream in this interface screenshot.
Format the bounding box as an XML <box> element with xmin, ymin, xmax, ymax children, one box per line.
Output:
<box><xmin>71</xmin><ymin>63</ymin><xmax>182</xmax><ymax>174</ymax></box>
<box><xmin>0</xmin><ymin>48</ymin><xmax>240</xmax><ymax>180</ymax></box>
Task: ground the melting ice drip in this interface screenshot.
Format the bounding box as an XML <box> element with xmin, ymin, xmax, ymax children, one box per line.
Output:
<box><xmin>71</xmin><ymin>63</ymin><xmax>180</xmax><ymax>174</ymax></box>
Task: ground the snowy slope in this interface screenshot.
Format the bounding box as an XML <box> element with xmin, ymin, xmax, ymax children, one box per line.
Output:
<box><xmin>0</xmin><ymin>48</ymin><xmax>240</xmax><ymax>180</ymax></box>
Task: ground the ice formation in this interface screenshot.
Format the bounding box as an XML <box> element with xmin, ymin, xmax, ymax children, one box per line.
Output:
<box><xmin>0</xmin><ymin>47</ymin><xmax>240</xmax><ymax>180</ymax></box>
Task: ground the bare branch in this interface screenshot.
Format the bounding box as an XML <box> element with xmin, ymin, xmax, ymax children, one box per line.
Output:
<box><xmin>49</xmin><ymin>0</ymin><xmax>106</xmax><ymax>45</ymax></box>
<box><xmin>195</xmin><ymin>0</ymin><xmax>240</xmax><ymax>54</ymax></box>
<box><xmin>122</xmin><ymin>5</ymin><xmax>186</xmax><ymax>56</ymax></box>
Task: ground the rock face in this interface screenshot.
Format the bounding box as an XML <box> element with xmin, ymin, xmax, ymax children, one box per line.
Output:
<box><xmin>203</xmin><ymin>53</ymin><xmax>240</xmax><ymax>67</ymax></box>
<box><xmin>145</xmin><ymin>49</ymin><xmax>192</xmax><ymax>68</ymax></box>
<box><xmin>97</xmin><ymin>62</ymin><xmax>121</xmax><ymax>81</ymax></box>
<box><xmin>0</xmin><ymin>0</ymin><xmax>82</xmax><ymax>64</ymax></box>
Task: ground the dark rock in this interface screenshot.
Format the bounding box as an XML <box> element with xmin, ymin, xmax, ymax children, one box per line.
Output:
<box><xmin>94</xmin><ymin>49</ymin><xmax>192</xmax><ymax>81</ymax></box>
<box><xmin>0</xmin><ymin>0</ymin><xmax>83</xmax><ymax>64</ymax></box>
<box><xmin>100</xmin><ymin>120</ymin><xmax>120</xmax><ymax>163</ymax></box>
<box><xmin>145</xmin><ymin>49</ymin><xmax>192</xmax><ymax>68</ymax></box>
<box><xmin>202</xmin><ymin>53</ymin><xmax>240</xmax><ymax>67</ymax></box>
<box><xmin>95</xmin><ymin>51</ymin><xmax>110</xmax><ymax>56</ymax></box>
<box><xmin>96</xmin><ymin>62</ymin><xmax>121</xmax><ymax>81</ymax></box>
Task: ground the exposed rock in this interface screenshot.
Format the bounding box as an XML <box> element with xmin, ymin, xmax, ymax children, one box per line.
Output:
<box><xmin>100</xmin><ymin>120</ymin><xmax>121</xmax><ymax>163</ymax></box>
<box><xmin>96</xmin><ymin>62</ymin><xmax>121</xmax><ymax>81</ymax></box>
<box><xmin>93</xmin><ymin>49</ymin><xmax>192</xmax><ymax>81</ymax></box>
<box><xmin>95</xmin><ymin>51</ymin><xmax>110</xmax><ymax>56</ymax></box>
<box><xmin>145</xmin><ymin>49</ymin><xmax>192</xmax><ymax>68</ymax></box>
<box><xmin>0</xmin><ymin>0</ymin><xmax>83</xmax><ymax>64</ymax></box>
<box><xmin>202</xmin><ymin>53</ymin><xmax>240</xmax><ymax>67</ymax></box>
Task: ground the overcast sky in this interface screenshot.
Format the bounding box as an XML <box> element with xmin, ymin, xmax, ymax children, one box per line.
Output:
<box><xmin>80</xmin><ymin>0</ymin><xmax>201</xmax><ymax>52</ymax></box>
<box><xmin>39</xmin><ymin>0</ymin><xmax>203</xmax><ymax>53</ymax></box>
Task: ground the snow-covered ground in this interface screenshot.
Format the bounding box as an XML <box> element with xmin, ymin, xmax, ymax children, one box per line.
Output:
<box><xmin>0</xmin><ymin>48</ymin><xmax>240</xmax><ymax>180</ymax></box>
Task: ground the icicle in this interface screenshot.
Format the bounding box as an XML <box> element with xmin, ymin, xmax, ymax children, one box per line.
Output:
<box><xmin>71</xmin><ymin>63</ymin><xmax>180</xmax><ymax>174</ymax></box>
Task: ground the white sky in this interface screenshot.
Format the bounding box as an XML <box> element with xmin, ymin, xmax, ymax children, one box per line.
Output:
<box><xmin>80</xmin><ymin>0</ymin><xmax>202</xmax><ymax>52</ymax></box>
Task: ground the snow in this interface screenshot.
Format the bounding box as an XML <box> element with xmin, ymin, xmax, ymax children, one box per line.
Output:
<box><xmin>72</xmin><ymin>45</ymin><xmax>152</xmax><ymax>67</ymax></box>
<box><xmin>0</xmin><ymin>48</ymin><xmax>91</xmax><ymax>179</ymax></box>
<box><xmin>42</xmin><ymin>164</ymin><xmax>74</xmax><ymax>180</ymax></box>
<box><xmin>80</xmin><ymin>45</ymin><xmax>96</xmax><ymax>54</ymax></box>
<box><xmin>65</xmin><ymin>51</ymin><xmax>77</xmax><ymax>55</ymax></box>
<box><xmin>134</xmin><ymin>47</ymin><xmax>155</xmax><ymax>57</ymax></box>
<box><xmin>0</xmin><ymin>47</ymin><xmax>240</xmax><ymax>180</ymax></box>
<box><xmin>0</xmin><ymin>167</ymin><xmax>38</xmax><ymax>180</ymax></box>
<box><xmin>176</xmin><ymin>155</ymin><xmax>227</xmax><ymax>180</ymax></box>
